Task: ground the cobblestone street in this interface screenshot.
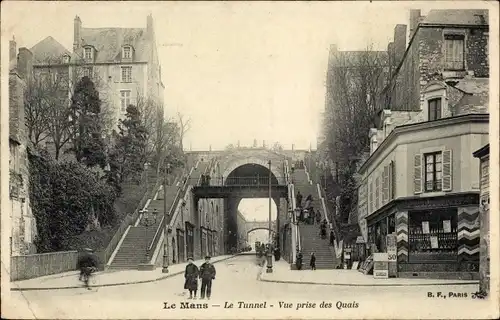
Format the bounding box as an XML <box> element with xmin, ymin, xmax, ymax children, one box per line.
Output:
<box><xmin>5</xmin><ymin>255</ymin><xmax>490</xmax><ymax>319</ymax></box>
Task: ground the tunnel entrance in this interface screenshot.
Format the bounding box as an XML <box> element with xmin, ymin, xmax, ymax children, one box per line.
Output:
<box><xmin>223</xmin><ymin>163</ymin><xmax>279</xmax><ymax>253</ymax></box>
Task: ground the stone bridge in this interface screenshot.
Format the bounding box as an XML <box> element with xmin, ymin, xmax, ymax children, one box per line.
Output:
<box><xmin>183</xmin><ymin>147</ymin><xmax>310</xmax><ymax>254</ymax></box>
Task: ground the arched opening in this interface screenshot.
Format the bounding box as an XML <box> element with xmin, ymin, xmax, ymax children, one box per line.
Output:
<box><xmin>247</xmin><ymin>228</ymin><xmax>272</xmax><ymax>251</ymax></box>
<box><xmin>222</xmin><ymin>163</ymin><xmax>280</xmax><ymax>253</ymax></box>
<box><xmin>225</xmin><ymin>163</ymin><xmax>279</xmax><ymax>186</ymax></box>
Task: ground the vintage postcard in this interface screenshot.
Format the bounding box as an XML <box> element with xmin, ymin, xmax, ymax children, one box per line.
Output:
<box><xmin>1</xmin><ymin>1</ymin><xmax>499</xmax><ymax>319</ymax></box>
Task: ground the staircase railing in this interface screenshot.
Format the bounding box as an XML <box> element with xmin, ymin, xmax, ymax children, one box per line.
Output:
<box><xmin>304</xmin><ymin>162</ymin><xmax>343</xmax><ymax>260</ymax></box>
<box><xmin>102</xmin><ymin>169</ymin><xmax>161</xmax><ymax>267</ymax></box>
<box><xmin>285</xmin><ymin>159</ymin><xmax>300</xmax><ymax>264</ymax></box>
<box><xmin>145</xmin><ymin>160</ymin><xmax>200</xmax><ymax>264</ymax></box>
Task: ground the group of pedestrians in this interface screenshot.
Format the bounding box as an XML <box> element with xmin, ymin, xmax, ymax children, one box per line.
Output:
<box><xmin>184</xmin><ymin>256</ymin><xmax>217</xmax><ymax>300</ymax></box>
<box><xmin>295</xmin><ymin>192</ymin><xmax>321</xmax><ymax>225</ymax></box>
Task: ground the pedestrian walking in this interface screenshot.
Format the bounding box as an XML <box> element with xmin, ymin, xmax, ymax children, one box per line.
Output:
<box><xmin>304</xmin><ymin>195</ymin><xmax>313</xmax><ymax>210</ymax></box>
<box><xmin>184</xmin><ymin>258</ymin><xmax>199</xmax><ymax>299</ymax></box>
<box><xmin>199</xmin><ymin>256</ymin><xmax>216</xmax><ymax>300</ymax></box>
<box><xmin>296</xmin><ymin>191</ymin><xmax>303</xmax><ymax>208</ymax></box>
<box><xmin>315</xmin><ymin>210</ymin><xmax>321</xmax><ymax>225</ymax></box>
<box><xmin>329</xmin><ymin>229</ymin><xmax>335</xmax><ymax>246</ymax></box>
<box><xmin>310</xmin><ymin>253</ymin><xmax>316</xmax><ymax>270</ymax></box>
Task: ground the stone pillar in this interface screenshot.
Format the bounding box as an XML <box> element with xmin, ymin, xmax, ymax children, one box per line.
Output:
<box><xmin>192</xmin><ymin>196</ymin><xmax>201</xmax><ymax>260</ymax></box>
<box><xmin>457</xmin><ymin>206</ymin><xmax>480</xmax><ymax>271</ymax></box>
<box><xmin>395</xmin><ymin>211</ymin><xmax>408</xmax><ymax>263</ymax></box>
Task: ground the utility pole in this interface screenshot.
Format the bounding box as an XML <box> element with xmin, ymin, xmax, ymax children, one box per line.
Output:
<box><xmin>266</xmin><ymin>160</ymin><xmax>273</xmax><ymax>273</ymax></box>
<box><xmin>162</xmin><ymin>163</ymin><xmax>171</xmax><ymax>273</ymax></box>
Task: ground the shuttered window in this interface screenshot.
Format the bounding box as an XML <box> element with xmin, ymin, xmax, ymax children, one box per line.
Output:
<box><xmin>368</xmin><ymin>180</ymin><xmax>373</xmax><ymax>213</ymax></box>
<box><xmin>382</xmin><ymin>165</ymin><xmax>389</xmax><ymax>204</ymax></box>
<box><xmin>375</xmin><ymin>176</ymin><xmax>380</xmax><ymax>210</ymax></box>
<box><xmin>442</xmin><ymin>150</ymin><xmax>452</xmax><ymax>191</ymax></box>
<box><xmin>389</xmin><ymin>161</ymin><xmax>395</xmax><ymax>200</ymax></box>
<box><xmin>424</xmin><ymin>152</ymin><xmax>443</xmax><ymax>192</ymax></box>
<box><xmin>414</xmin><ymin>154</ymin><xmax>423</xmax><ymax>194</ymax></box>
<box><xmin>444</xmin><ymin>34</ymin><xmax>465</xmax><ymax>70</ymax></box>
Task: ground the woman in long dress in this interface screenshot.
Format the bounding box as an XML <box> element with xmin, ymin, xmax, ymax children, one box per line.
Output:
<box><xmin>184</xmin><ymin>258</ymin><xmax>199</xmax><ymax>299</ymax></box>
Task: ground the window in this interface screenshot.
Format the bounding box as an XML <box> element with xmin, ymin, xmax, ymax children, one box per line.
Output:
<box><xmin>428</xmin><ymin>98</ymin><xmax>442</xmax><ymax>121</ymax></box>
<box><xmin>122</xmin><ymin>46</ymin><xmax>132</xmax><ymax>59</ymax></box>
<box><xmin>120</xmin><ymin>90</ymin><xmax>131</xmax><ymax>112</ymax></box>
<box><xmin>83</xmin><ymin>67</ymin><xmax>93</xmax><ymax>78</ymax></box>
<box><xmin>121</xmin><ymin>66</ymin><xmax>132</xmax><ymax>82</ymax></box>
<box><xmin>424</xmin><ymin>152</ymin><xmax>443</xmax><ymax>192</ymax></box>
<box><xmin>444</xmin><ymin>34</ymin><xmax>465</xmax><ymax>70</ymax></box>
<box><xmin>84</xmin><ymin>47</ymin><xmax>93</xmax><ymax>60</ymax></box>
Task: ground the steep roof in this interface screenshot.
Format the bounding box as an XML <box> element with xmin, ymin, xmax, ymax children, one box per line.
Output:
<box><xmin>30</xmin><ymin>36</ymin><xmax>71</xmax><ymax>65</ymax></box>
<box><xmin>80</xmin><ymin>27</ymin><xmax>150</xmax><ymax>63</ymax></box>
<box><xmin>422</xmin><ymin>9</ymin><xmax>488</xmax><ymax>26</ymax></box>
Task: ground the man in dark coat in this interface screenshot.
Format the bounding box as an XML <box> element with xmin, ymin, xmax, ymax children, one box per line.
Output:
<box><xmin>296</xmin><ymin>191</ymin><xmax>303</xmax><ymax>208</ymax></box>
<box><xmin>310</xmin><ymin>252</ymin><xmax>316</xmax><ymax>270</ymax></box>
<box><xmin>77</xmin><ymin>248</ymin><xmax>99</xmax><ymax>284</ymax></box>
<box><xmin>199</xmin><ymin>256</ymin><xmax>216</xmax><ymax>299</ymax></box>
<box><xmin>184</xmin><ymin>258</ymin><xmax>199</xmax><ymax>299</ymax></box>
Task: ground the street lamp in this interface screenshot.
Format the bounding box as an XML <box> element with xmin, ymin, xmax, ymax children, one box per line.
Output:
<box><xmin>139</xmin><ymin>209</ymin><xmax>157</xmax><ymax>262</ymax></box>
<box><xmin>144</xmin><ymin>162</ymin><xmax>150</xmax><ymax>187</ymax></box>
<box><xmin>266</xmin><ymin>160</ymin><xmax>273</xmax><ymax>273</ymax></box>
<box><xmin>162</xmin><ymin>162</ymin><xmax>172</xmax><ymax>273</ymax></box>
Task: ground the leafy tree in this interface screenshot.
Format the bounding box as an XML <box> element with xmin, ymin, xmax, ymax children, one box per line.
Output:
<box><xmin>69</xmin><ymin>76</ymin><xmax>107</xmax><ymax>168</ymax></box>
<box><xmin>28</xmin><ymin>148</ymin><xmax>117</xmax><ymax>252</ymax></box>
<box><xmin>109</xmin><ymin>104</ymin><xmax>148</xmax><ymax>183</ymax></box>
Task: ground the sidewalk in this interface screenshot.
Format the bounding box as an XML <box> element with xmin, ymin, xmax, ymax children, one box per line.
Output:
<box><xmin>259</xmin><ymin>260</ymin><xmax>479</xmax><ymax>287</ymax></box>
<box><xmin>11</xmin><ymin>255</ymin><xmax>236</xmax><ymax>291</ymax></box>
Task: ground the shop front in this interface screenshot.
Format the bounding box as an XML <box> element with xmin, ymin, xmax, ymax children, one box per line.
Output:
<box><xmin>366</xmin><ymin>193</ymin><xmax>479</xmax><ymax>279</ymax></box>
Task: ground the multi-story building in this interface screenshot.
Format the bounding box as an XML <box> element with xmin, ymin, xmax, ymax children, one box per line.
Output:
<box><xmin>72</xmin><ymin>14</ymin><xmax>165</xmax><ymax>124</ymax></box>
<box><xmin>356</xmin><ymin>9</ymin><xmax>489</xmax><ymax>279</ymax></box>
<box><xmin>29</xmin><ymin>14</ymin><xmax>164</xmax><ymax>133</ymax></box>
<box><xmin>9</xmin><ymin>38</ymin><xmax>38</xmax><ymax>256</ymax></box>
<box><xmin>473</xmin><ymin>144</ymin><xmax>490</xmax><ymax>294</ymax></box>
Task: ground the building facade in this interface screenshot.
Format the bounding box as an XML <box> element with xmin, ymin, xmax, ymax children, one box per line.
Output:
<box><xmin>357</xmin><ymin>9</ymin><xmax>489</xmax><ymax>279</ymax></box>
<box><xmin>72</xmin><ymin>14</ymin><xmax>165</xmax><ymax>125</ymax></box>
<box><xmin>473</xmin><ymin>144</ymin><xmax>490</xmax><ymax>294</ymax></box>
<box><xmin>9</xmin><ymin>39</ymin><xmax>38</xmax><ymax>256</ymax></box>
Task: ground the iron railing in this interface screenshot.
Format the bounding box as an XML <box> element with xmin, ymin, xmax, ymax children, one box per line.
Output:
<box><xmin>192</xmin><ymin>176</ymin><xmax>286</xmax><ymax>187</ymax></box>
<box><xmin>146</xmin><ymin>162</ymin><xmax>198</xmax><ymax>263</ymax></box>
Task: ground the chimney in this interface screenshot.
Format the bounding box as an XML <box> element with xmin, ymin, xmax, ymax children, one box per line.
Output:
<box><xmin>10</xmin><ymin>36</ymin><xmax>17</xmax><ymax>66</ymax></box>
<box><xmin>17</xmin><ymin>48</ymin><xmax>33</xmax><ymax>80</ymax></box>
<box><xmin>73</xmin><ymin>15</ymin><xmax>82</xmax><ymax>51</ymax></box>
<box><xmin>147</xmin><ymin>14</ymin><xmax>153</xmax><ymax>38</ymax></box>
<box><xmin>387</xmin><ymin>42</ymin><xmax>394</xmax><ymax>68</ymax></box>
<box><xmin>393</xmin><ymin>24</ymin><xmax>407</xmax><ymax>65</ymax></box>
<box><xmin>409</xmin><ymin>10</ymin><xmax>421</xmax><ymax>38</ymax></box>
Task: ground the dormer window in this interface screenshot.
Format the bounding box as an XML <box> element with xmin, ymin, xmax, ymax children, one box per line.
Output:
<box><xmin>84</xmin><ymin>47</ymin><xmax>93</xmax><ymax>60</ymax></box>
<box><xmin>122</xmin><ymin>46</ymin><xmax>132</xmax><ymax>60</ymax></box>
<box><xmin>62</xmin><ymin>54</ymin><xmax>70</xmax><ymax>64</ymax></box>
<box><xmin>428</xmin><ymin>98</ymin><xmax>442</xmax><ymax>121</ymax></box>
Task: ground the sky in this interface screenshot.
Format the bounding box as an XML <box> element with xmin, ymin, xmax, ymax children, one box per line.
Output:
<box><xmin>239</xmin><ymin>198</ymin><xmax>277</xmax><ymax>221</ymax></box>
<box><xmin>3</xmin><ymin>1</ymin><xmax>490</xmax><ymax>151</ymax></box>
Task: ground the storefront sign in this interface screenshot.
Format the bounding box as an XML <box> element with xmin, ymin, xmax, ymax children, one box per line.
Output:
<box><xmin>386</xmin><ymin>234</ymin><xmax>397</xmax><ymax>262</ymax></box>
<box><xmin>443</xmin><ymin>220</ymin><xmax>451</xmax><ymax>233</ymax></box>
<box><xmin>422</xmin><ymin>221</ymin><xmax>430</xmax><ymax>234</ymax></box>
<box><xmin>430</xmin><ymin>236</ymin><xmax>438</xmax><ymax>249</ymax></box>
<box><xmin>373</xmin><ymin>253</ymin><xmax>389</xmax><ymax>279</ymax></box>
<box><xmin>359</xmin><ymin>219</ymin><xmax>368</xmax><ymax>242</ymax></box>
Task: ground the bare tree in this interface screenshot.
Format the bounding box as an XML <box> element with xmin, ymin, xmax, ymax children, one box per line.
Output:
<box><xmin>322</xmin><ymin>45</ymin><xmax>389</xmax><ymax>222</ymax></box>
<box><xmin>25</xmin><ymin>61</ymin><xmax>115</xmax><ymax>160</ymax></box>
<box><xmin>177</xmin><ymin>112</ymin><xmax>191</xmax><ymax>152</ymax></box>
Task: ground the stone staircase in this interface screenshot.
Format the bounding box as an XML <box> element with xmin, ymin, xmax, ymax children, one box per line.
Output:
<box><xmin>293</xmin><ymin>168</ymin><xmax>337</xmax><ymax>269</ymax></box>
<box><xmin>299</xmin><ymin>224</ymin><xmax>336</xmax><ymax>269</ymax></box>
<box><xmin>108</xmin><ymin>161</ymin><xmax>211</xmax><ymax>270</ymax></box>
